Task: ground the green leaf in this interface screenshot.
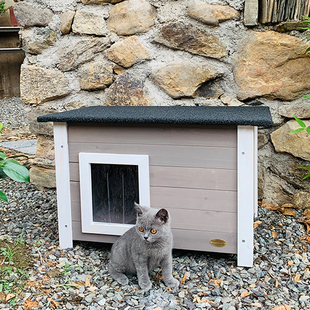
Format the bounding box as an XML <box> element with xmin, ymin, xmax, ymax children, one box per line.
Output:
<box><xmin>0</xmin><ymin>190</ymin><xmax>8</xmax><ymax>202</ymax></box>
<box><xmin>298</xmin><ymin>166</ymin><xmax>310</xmax><ymax>170</ymax></box>
<box><xmin>307</xmin><ymin>127</ymin><xmax>310</xmax><ymax>135</ymax></box>
<box><xmin>302</xmin><ymin>172</ymin><xmax>310</xmax><ymax>180</ymax></box>
<box><xmin>304</xmin><ymin>95</ymin><xmax>310</xmax><ymax>98</ymax></box>
<box><xmin>2</xmin><ymin>160</ymin><xmax>30</xmax><ymax>183</ymax></box>
<box><xmin>0</xmin><ymin>166</ymin><xmax>7</xmax><ymax>178</ymax></box>
<box><xmin>293</xmin><ymin>115</ymin><xmax>306</xmax><ymax>128</ymax></box>
<box><xmin>290</xmin><ymin>128</ymin><xmax>305</xmax><ymax>134</ymax></box>
<box><xmin>0</xmin><ymin>152</ymin><xmax>5</xmax><ymax>160</ymax></box>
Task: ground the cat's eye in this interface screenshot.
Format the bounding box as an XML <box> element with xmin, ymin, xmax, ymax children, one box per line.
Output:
<box><xmin>150</xmin><ymin>229</ymin><xmax>157</xmax><ymax>234</ymax></box>
<box><xmin>138</xmin><ymin>227</ymin><xmax>144</xmax><ymax>232</ymax></box>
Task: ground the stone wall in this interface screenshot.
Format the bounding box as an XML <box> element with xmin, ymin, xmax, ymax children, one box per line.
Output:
<box><xmin>13</xmin><ymin>0</ymin><xmax>310</xmax><ymax>205</ymax></box>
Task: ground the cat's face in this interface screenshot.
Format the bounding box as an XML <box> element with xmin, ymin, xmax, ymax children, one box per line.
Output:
<box><xmin>134</xmin><ymin>203</ymin><xmax>170</xmax><ymax>243</ymax></box>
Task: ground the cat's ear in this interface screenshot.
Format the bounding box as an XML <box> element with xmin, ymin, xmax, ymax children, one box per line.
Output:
<box><xmin>134</xmin><ymin>202</ymin><xmax>148</xmax><ymax>216</ymax></box>
<box><xmin>155</xmin><ymin>209</ymin><xmax>169</xmax><ymax>224</ymax></box>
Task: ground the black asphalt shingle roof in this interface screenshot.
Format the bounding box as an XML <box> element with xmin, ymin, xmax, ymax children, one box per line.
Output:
<box><xmin>37</xmin><ymin>106</ymin><xmax>273</xmax><ymax>127</ymax></box>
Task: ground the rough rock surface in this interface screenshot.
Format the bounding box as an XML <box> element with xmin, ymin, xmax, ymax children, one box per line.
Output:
<box><xmin>35</xmin><ymin>135</ymin><xmax>55</xmax><ymax>161</ymax></box>
<box><xmin>154</xmin><ymin>22</ymin><xmax>227</xmax><ymax>59</ymax></box>
<box><xmin>279</xmin><ymin>103</ymin><xmax>310</xmax><ymax>119</ymax></box>
<box><xmin>152</xmin><ymin>61</ymin><xmax>222</xmax><ymax>98</ymax></box>
<box><xmin>107</xmin><ymin>0</ymin><xmax>157</xmax><ymax>35</ymax></box>
<box><xmin>106</xmin><ymin>71</ymin><xmax>153</xmax><ymax>106</ymax></box>
<box><xmin>29</xmin><ymin>166</ymin><xmax>56</xmax><ymax>188</ymax></box>
<box><xmin>56</xmin><ymin>36</ymin><xmax>111</xmax><ymax>72</ymax></box>
<box><xmin>107</xmin><ymin>36</ymin><xmax>152</xmax><ymax>68</ymax></box>
<box><xmin>78</xmin><ymin>59</ymin><xmax>114</xmax><ymax>90</ymax></box>
<box><xmin>220</xmin><ymin>95</ymin><xmax>243</xmax><ymax>106</ymax></box>
<box><xmin>82</xmin><ymin>0</ymin><xmax>123</xmax><ymax>3</ymax></box>
<box><xmin>72</xmin><ymin>8</ymin><xmax>108</xmax><ymax>36</ymax></box>
<box><xmin>195</xmin><ymin>81</ymin><xmax>224</xmax><ymax>99</ymax></box>
<box><xmin>234</xmin><ymin>31</ymin><xmax>310</xmax><ymax>101</ymax></box>
<box><xmin>20</xmin><ymin>65</ymin><xmax>69</xmax><ymax>105</ymax></box>
<box><xmin>292</xmin><ymin>191</ymin><xmax>310</xmax><ymax>210</ymax></box>
<box><xmin>187</xmin><ymin>2</ymin><xmax>240</xmax><ymax>26</ymax></box>
<box><xmin>271</xmin><ymin>120</ymin><xmax>310</xmax><ymax>161</ymax></box>
<box><xmin>20</xmin><ymin>27</ymin><xmax>56</xmax><ymax>55</ymax></box>
<box><xmin>60</xmin><ymin>10</ymin><xmax>76</xmax><ymax>34</ymax></box>
<box><xmin>14</xmin><ymin>2</ymin><xmax>53</xmax><ymax>27</ymax></box>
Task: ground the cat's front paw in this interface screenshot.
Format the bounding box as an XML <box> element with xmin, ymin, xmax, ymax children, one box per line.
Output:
<box><xmin>165</xmin><ymin>278</ymin><xmax>179</xmax><ymax>290</ymax></box>
<box><xmin>139</xmin><ymin>279</ymin><xmax>152</xmax><ymax>291</ymax></box>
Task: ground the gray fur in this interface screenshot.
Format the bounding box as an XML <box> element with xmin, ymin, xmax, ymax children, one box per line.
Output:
<box><xmin>108</xmin><ymin>203</ymin><xmax>179</xmax><ymax>291</ymax></box>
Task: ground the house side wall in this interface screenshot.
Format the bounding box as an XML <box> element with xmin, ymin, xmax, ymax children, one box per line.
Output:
<box><xmin>68</xmin><ymin>123</ymin><xmax>238</xmax><ymax>254</ymax></box>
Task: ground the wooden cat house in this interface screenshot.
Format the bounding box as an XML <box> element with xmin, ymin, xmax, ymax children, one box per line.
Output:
<box><xmin>38</xmin><ymin>106</ymin><xmax>273</xmax><ymax>267</ymax></box>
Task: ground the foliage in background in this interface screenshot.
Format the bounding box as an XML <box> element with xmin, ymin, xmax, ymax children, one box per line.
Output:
<box><xmin>0</xmin><ymin>123</ymin><xmax>30</xmax><ymax>202</ymax></box>
<box><xmin>0</xmin><ymin>0</ymin><xmax>7</xmax><ymax>16</ymax></box>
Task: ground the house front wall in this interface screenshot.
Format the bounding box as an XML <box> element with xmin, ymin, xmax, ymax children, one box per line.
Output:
<box><xmin>67</xmin><ymin>123</ymin><xmax>238</xmax><ymax>254</ymax></box>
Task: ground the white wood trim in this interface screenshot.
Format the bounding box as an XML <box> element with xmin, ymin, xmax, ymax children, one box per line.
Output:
<box><xmin>254</xmin><ymin>126</ymin><xmax>258</xmax><ymax>217</ymax></box>
<box><xmin>237</xmin><ymin>126</ymin><xmax>256</xmax><ymax>267</ymax></box>
<box><xmin>53</xmin><ymin>122</ymin><xmax>73</xmax><ymax>249</ymax></box>
<box><xmin>79</xmin><ymin>152</ymin><xmax>150</xmax><ymax>235</ymax></box>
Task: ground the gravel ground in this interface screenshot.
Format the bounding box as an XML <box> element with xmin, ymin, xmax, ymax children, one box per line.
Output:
<box><xmin>0</xmin><ymin>178</ymin><xmax>310</xmax><ymax>310</ymax></box>
<box><xmin>0</xmin><ymin>97</ymin><xmax>31</xmax><ymax>140</ymax></box>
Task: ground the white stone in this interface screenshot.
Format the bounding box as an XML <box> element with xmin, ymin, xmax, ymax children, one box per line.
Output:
<box><xmin>72</xmin><ymin>8</ymin><xmax>108</xmax><ymax>36</ymax></box>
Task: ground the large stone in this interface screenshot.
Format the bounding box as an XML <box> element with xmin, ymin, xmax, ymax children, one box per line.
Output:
<box><xmin>56</xmin><ymin>36</ymin><xmax>111</xmax><ymax>72</ymax></box>
<box><xmin>154</xmin><ymin>22</ymin><xmax>227</xmax><ymax>59</ymax></box>
<box><xmin>258</xmin><ymin>143</ymin><xmax>310</xmax><ymax>205</ymax></box>
<box><xmin>152</xmin><ymin>61</ymin><xmax>222</xmax><ymax>98</ymax></box>
<box><xmin>107</xmin><ymin>36</ymin><xmax>151</xmax><ymax>68</ymax></box>
<box><xmin>271</xmin><ymin>120</ymin><xmax>310</xmax><ymax>160</ymax></box>
<box><xmin>234</xmin><ymin>31</ymin><xmax>310</xmax><ymax>101</ymax></box>
<box><xmin>106</xmin><ymin>71</ymin><xmax>153</xmax><ymax>106</ymax></box>
<box><xmin>78</xmin><ymin>59</ymin><xmax>114</xmax><ymax>90</ymax></box>
<box><xmin>36</xmin><ymin>135</ymin><xmax>55</xmax><ymax>161</ymax></box>
<box><xmin>14</xmin><ymin>2</ymin><xmax>53</xmax><ymax>27</ymax></box>
<box><xmin>60</xmin><ymin>10</ymin><xmax>76</xmax><ymax>34</ymax></box>
<box><xmin>292</xmin><ymin>191</ymin><xmax>310</xmax><ymax>210</ymax></box>
<box><xmin>259</xmin><ymin>167</ymin><xmax>296</xmax><ymax>205</ymax></box>
<box><xmin>82</xmin><ymin>0</ymin><xmax>123</xmax><ymax>3</ymax></box>
<box><xmin>278</xmin><ymin>103</ymin><xmax>310</xmax><ymax>119</ymax></box>
<box><xmin>72</xmin><ymin>8</ymin><xmax>108</xmax><ymax>36</ymax></box>
<box><xmin>20</xmin><ymin>27</ymin><xmax>56</xmax><ymax>55</ymax></box>
<box><xmin>187</xmin><ymin>2</ymin><xmax>240</xmax><ymax>26</ymax></box>
<box><xmin>20</xmin><ymin>65</ymin><xmax>69</xmax><ymax>105</ymax></box>
<box><xmin>30</xmin><ymin>166</ymin><xmax>56</xmax><ymax>188</ymax></box>
<box><xmin>107</xmin><ymin>0</ymin><xmax>157</xmax><ymax>35</ymax></box>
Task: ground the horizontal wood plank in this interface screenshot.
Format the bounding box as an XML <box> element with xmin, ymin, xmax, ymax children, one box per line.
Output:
<box><xmin>72</xmin><ymin>222</ymin><xmax>237</xmax><ymax>254</ymax></box>
<box><xmin>70</xmin><ymin>181</ymin><xmax>237</xmax><ymax>213</ymax></box>
<box><xmin>68</xmin><ymin>124</ymin><xmax>237</xmax><ymax>148</ymax></box>
<box><xmin>150</xmin><ymin>166</ymin><xmax>236</xmax><ymax>191</ymax></box>
<box><xmin>71</xmin><ymin>200</ymin><xmax>236</xmax><ymax>232</ymax></box>
<box><xmin>68</xmin><ymin>143</ymin><xmax>236</xmax><ymax>170</ymax></box>
<box><xmin>69</xmin><ymin>164</ymin><xmax>236</xmax><ymax>191</ymax></box>
<box><xmin>151</xmin><ymin>187</ymin><xmax>236</xmax><ymax>212</ymax></box>
<box><xmin>172</xmin><ymin>229</ymin><xmax>237</xmax><ymax>254</ymax></box>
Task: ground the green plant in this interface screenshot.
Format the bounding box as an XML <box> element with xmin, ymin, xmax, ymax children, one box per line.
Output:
<box><xmin>0</xmin><ymin>123</ymin><xmax>30</xmax><ymax>202</ymax></box>
<box><xmin>290</xmin><ymin>115</ymin><xmax>310</xmax><ymax>180</ymax></box>
<box><xmin>0</xmin><ymin>1</ymin><xmax>7</xmax><ymax>16</ymax></box>
<box><xmin>0</xmin><ymin>243</ymin><xmax>17</xmax><ymax>264</ymax></box>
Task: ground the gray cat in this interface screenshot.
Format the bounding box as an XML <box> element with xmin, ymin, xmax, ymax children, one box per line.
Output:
<box><xmin>108</xmin><ymin>203</ymin><xmax>179</xmax><ymax>291</ymax></box>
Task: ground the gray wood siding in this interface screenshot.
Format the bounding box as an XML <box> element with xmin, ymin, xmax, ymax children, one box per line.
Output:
<box><xmin>68</xmin><ymin>124</ymin><xmax>238</xmax><ymax>254</ymax></box>
<box><xmin>72</xmin><ymin>222</ymin><xmax>236</xmax><ymax>254</ymax></box>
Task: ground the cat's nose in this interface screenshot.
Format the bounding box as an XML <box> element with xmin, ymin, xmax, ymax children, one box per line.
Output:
<box><xmin>144</xmin><ymin>236</ymin><xmax>148</xmax><ymax>240</ymax></box>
